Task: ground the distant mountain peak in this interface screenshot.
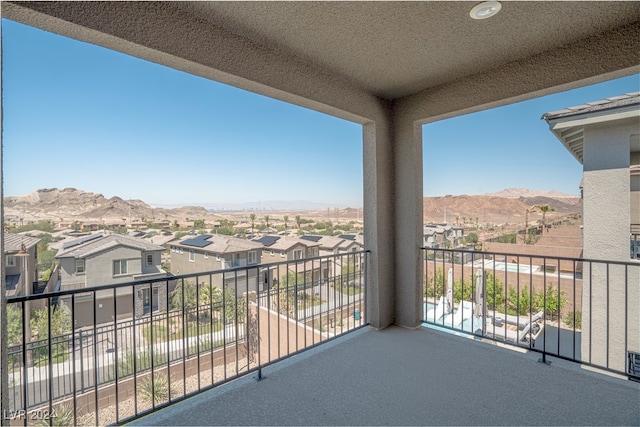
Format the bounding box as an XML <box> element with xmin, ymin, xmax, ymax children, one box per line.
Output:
<box><xmin>484</xmin><ymin>188</ymin><xmax>578</xmax><ymax>199</ymax></box>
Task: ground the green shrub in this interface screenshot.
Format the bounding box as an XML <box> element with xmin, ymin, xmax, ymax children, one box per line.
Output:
<box><xmin>484</xmin><ymin>273</ymin><xmax>506</xmax><ymax>310</ymax></box>
<box><xmin>495</xmin><ymin>233</ymin><xmax>517</xmax><ymax>244</ymax></box>
<box><xmin>139</xmin><ymin>373</ymin><xmax>170</xmax><ymax>404</ymax></box>
<box><xmin>38</xmin><ymin>403</ymin><xmax>74</xmax><ymax>427</ymax></box>
<box><xmin>566</xmin><ymin>311</ymin><xmax>582</xmax><ymax>329</ymax></box>
<box><xmin>506</xmin><ymin>286</ymin><xmax>531</xmax><ymax>316</ymax></box>
<box><xmin>531</xmin><ymin>284</ymin><xmax>567</xmax><ymax>320</ymax></box>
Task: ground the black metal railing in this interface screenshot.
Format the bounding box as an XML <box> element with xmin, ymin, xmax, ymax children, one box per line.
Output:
<box><xmin>5</xmin><ymin>251</ymin><xmax>368</xmax><ymax>425</ymax></box>
<box><xmin>422</xmin><ymin>248</ymin><xmax>639</xmax><ymax>379</ymax></box>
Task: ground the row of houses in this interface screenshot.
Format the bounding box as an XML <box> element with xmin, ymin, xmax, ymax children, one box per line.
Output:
<box><xmin>169</xmin><ymin>233</ymin><xmax>364</xmax><ymax>291</ymax></box>
<box><xmin>4</xmin><ymin>230</ymin><xmax>364</xmax><ymax>326</ymax></box>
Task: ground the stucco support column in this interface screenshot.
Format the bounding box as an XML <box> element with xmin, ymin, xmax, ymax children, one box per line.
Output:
<box><xmin>581</xmin><ymin>122</ymin><xmax>638</xmax><ymax>373</ymax></box>
<box><xmin>582</xmin><ymin>123</ymin><xmax>633</xmax><ymax>260</ymax></box>
<box><xmin>392</xmin><ymin>117</ymin><xmax>423</xmax><ymax>328</ymax></box>
<box><xmin>363</xmin><ymin>117</ymin><xmax>395</xmax><ymax>329</ymax></box>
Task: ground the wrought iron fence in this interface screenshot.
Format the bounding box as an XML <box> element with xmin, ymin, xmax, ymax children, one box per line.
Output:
<box><xmin>422</xmin><ymin>248</ymin><xmax>640</xmax><ymax>380</ymax></box>
<box><xmin>5</xmin><ymin>251</ymin><xmax>368</xmax><ymax>425</ymax></box>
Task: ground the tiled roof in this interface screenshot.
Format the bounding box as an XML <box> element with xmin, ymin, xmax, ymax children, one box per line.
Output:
<box><xmin>56</xmin><ymin>233</ymin><xmax>165</xmax><ymax>258</ymax></box>
<box><xmin>315</xmin><ymin>235</ymin><xmax>345</xmax><ymax>249</ymax></box>
<box><xmin>252</xmin><ymin>235</ymin><xmax>319</xmax><ymax>251</ymax></box>
<box><xmin>4</xmin><ymin>233</ymin><xmax>40</xmax><ymax>253</ymax></box>
<box><xmin>267</xmin><ymin>238</ymin><xmax>308</xmax><ymax>252</ymax></box>
<box><xmin>542</xmin><ymin>92</ymin><xmax>640</xmax><ymax>120</ymax></box>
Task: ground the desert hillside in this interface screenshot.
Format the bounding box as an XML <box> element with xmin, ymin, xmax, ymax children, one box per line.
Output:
<box><xmin>3</xmin><ymin>187</ymin><xmax>581</xmax><ymax>227</ymax></box>
<box><xmin>3</xmin><ymin>188</ymin><xmax>222</xmax><ymax>224</ymax></box>
<box><xmin>423</xmin><ymin>192</ymin><xmax>581</xmax><ymax>224</ymax></box>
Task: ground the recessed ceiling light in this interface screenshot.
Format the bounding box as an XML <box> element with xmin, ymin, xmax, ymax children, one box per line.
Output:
<box><xmin>470</xmin><ymin>1</ymin><xmax>502</xmax><ymax>20</ymax></box>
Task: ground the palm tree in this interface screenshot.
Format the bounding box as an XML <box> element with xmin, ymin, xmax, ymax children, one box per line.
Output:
<box><xmin>283</xmin><ymin>215</ymin><xmax>289</xmax><ymax>233</ymax></box>
<box><xmin>295</xmin><ymin>215</ymin><xmax>302</xmax><ymax>231</ymax></box>
<box><xmin>264</xmin><ymin>215</ymin><xmax>270</xmax><ymax>231</ymax></box>
<box><xmin>538</xmin><ymin>205</ymin><xmax>555</xmax><ymax>234</ymax></box>
<box><xmin>249</xmin><ymin>213</ymin><xmax>256</xmax><ymax>233</ymax></box>
<box><xmin>524</xmin><ymin>205</ymin><xmax>539</xmax><ymax>244</ymax></box>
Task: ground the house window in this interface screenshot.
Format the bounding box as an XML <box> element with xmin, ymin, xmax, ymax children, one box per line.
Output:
<box><xmin>280</xmin><ymin>252</ymin><xmax>285</xmax><ymax>258</ymax></box>
<box><xmin>293</xmin><ymin>249</ymin><xmax>303</xmax><ymax>260</ymax></box>
<box><xmin>248</xmin><ymin>250</ymin><xmax>257</xmax><ymax>264</ymax></box>
<box><xmin>232</xmin><ymin>253</ymin><xmax>240</xmax><ymax>267</ymax></box>
<box><xmin>113</xmin><ymin>259</ymin><xmax>128</xmax><ymax>275</ymax></box>
<box><xmin>216</xmin><ymin>254</ymin><xmax>221</xmax><ymax>261</ymax></box>
<box><xmin>146</xmin><ymin>253</ymin><xmax>154</xmax><ymax>266</ymax></box>
<box><xmin>75</xmin><ymin>259</ymin><xmax>85</xmax><ymax>274</ymax></box>
<box><xmin>189</xmin><ymin>250</ymin><xmax>195</xmax><ymax>262</ymax></box>
<box><xmin>270</xmin><ymin>250</ymin><xmax>274</xmax><ymax>256</ymax></box>
<box><xmin>6</xmin><ymin>255</ymin><xmax>15</xmax><ymax>267</ymax></box>
<box><xmin>204</xmin><ymin>252</ymin><xmax>208</xmax><ymax>259</ymax></box>
<box><xmin>179</xmin><ymin>248</ymin><xmax>184</xmax><ymax>254</ymax></box>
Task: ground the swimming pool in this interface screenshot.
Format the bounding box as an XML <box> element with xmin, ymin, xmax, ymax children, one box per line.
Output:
<box><xmin>471</xmin><ymin>260</ymin><xmax>537</xmax><ymax>274</ymax></box>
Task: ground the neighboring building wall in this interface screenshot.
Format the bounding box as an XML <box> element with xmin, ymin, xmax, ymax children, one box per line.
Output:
<box><xmin>169</xmin><ymin>245</ymin><xmax>263</xmax><ymax>292</ymax></box>
<box><xmin>581</xmin><ymin>122</ymin><xmax>640</xmax><ymax>374</ymax></box>
<box><xmin>260</xmin><ymin>242</ymin><xmax>309</xmax><ymax>263</ymax></box>
<box><xmin>64</xmin><ymin>281</ymin><xmax>172</xmax><ymax>328</ymax></box>
<box><xmin>85</xmin><ymin>246</ymin><xmax>145</xmax><ymax>287</ymax></box>
<box><xmin>60</xmin><ymin>246</ymin><xmax>160</xmax><ymax>290</ymax></box>
<box><xmin>59</xmin><ymin>257</ymin><xmax>84</xmax><ymax>290</ymax></box>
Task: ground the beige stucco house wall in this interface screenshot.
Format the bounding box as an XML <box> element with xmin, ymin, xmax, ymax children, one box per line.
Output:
<box><xmin>544</xmin><ymin>94</ymin><xmax>640</xmax><ymax>374</ymax></box>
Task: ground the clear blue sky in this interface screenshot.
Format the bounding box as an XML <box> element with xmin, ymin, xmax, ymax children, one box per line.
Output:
<box><xmin>2</xmin><ymin>19</ymin><xmax>639</xmax><ymax>207</ymax></box>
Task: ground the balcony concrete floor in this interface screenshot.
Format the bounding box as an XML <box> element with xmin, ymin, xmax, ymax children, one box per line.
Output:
<box><xmin>130</xmin><ymin>326</ymin><xmax>640</xmax><ymax>426</ymax></box>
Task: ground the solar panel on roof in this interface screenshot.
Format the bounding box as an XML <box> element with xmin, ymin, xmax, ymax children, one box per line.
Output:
<box><xmin>338</xmin><ymin>234</ymin><xmax>356</xmax><ymax>240</ymax></box>
<box><xmin>254</xmin><ymin>235</ymin><xmax>280</xmax><ymax>247</ymax></box>
<box><xmin>300</xmin><ymin>235</ymin><xmax>322</xmax><ymax>242</ymax></box>
<box><xmin>62</xmin><ymin>233</ymin><xmax>103</xmax><ymax>249</ymax></box>
<box><xmin>181</xmin><ymin>234</ymin><xmax>213</xmax><ymax>248</ymax></box>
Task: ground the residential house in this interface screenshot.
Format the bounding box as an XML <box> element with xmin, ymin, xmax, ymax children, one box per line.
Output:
<box><xmin>336</xmin><ymin>234</ymin><xmax>364</xmax><ymax>250</ymax></box>
<box><xmin>449</xmin><ymin>225</ymin><xmax>465</xmax><ymax>246</ymax></box>
<box><xmin>169</xmin><ymin>234</ymin><xmax>264</xmax><ymax>292</ymax></box>
<box><xmin>253</xmin><ymin>235</ymin><xmax>326</xmax><ymax>288</ymax></box>
<box><xmin>423</xmin><ymin>225</ymin><xmax>446</xmax><ymax>248</ymax></box>
<box><xmin>3</xmin><ymin>233</ymin><xmax>40</xmax><ymax>297</ymax></box>
<box><xmin>300</xmin><ymin>235</ymin><xmax>360</xmax><ymax>256</ymax></box>
<box><xmin>55</xmin><ymin>232</ymin><xmax>168</xmax><ymax>326</ymax></box>
<box><xmin>543</xmin><ymin>92</ymin><xmax>640</xmax><ymax>376</ymax></box>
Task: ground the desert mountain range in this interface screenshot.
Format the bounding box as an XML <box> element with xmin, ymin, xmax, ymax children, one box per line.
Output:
<box><xmin>423</xmin><ymin>193</ymin><xmax>581</xmax><ymax>224</ymax></box>
<box><xmin>4</xmin><ymin>188</ymin><xmax>221</xmax><ymax>224</ymax></box>
<box><xmin>3</xmin><ymin>188</ymin><xmax>581</xmax><ymax>225</ymax></box>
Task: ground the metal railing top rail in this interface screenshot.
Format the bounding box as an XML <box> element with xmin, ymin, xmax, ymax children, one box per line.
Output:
<box><xmin>7</xmin><ymin>250</ymin><xmax>371</xmax><ymax>304</ymax></box>
<box><xmin>421</xmin><ymin>246</ymin><xmax>638</xmax><ymax>267</ymax></box>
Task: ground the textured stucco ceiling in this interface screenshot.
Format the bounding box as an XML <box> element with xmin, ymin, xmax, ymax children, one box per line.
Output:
<box><xmin>174</xmin><ymin>1</ymin><xmax>640</xmax><ymax>99</ymax></box>
<box><xmin>3</xmin><ymin>1</ymin><xmax>639</xmax><ymax>119</ymax></box>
